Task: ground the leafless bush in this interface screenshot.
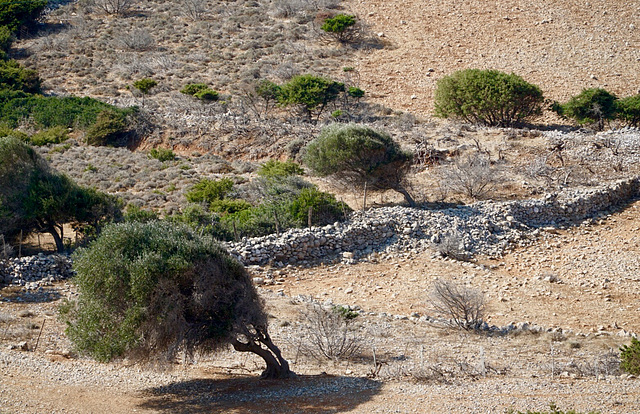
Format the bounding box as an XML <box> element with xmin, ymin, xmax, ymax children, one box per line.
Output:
<box><xmin>555</xmin><ymin>349</ymin><xmax>620</xmax><ymax>378</ymax></box>
<box><xmin>180</xmin><ymin>0</ymin><xmax>207</xmax><ymax>21</ymax></box>
<box><xmin>1</xmin><ymin>235</ymin><xmax>14</xmax><ymax>259</ymax></box>
<box><xmin>523</xmin><ymin>155</ymin><xmax>555</xmax><ymax>185</ymax></box>
<box><xmin>438</xmin><ymin>152</ymin><xmax>501</xmax><ymax>200</ymax></box>
<box><xmin>117</xmin><ymin>29</ymin><xmax>156</xmax><ymax>52</ymax></box>
<box><xmin>429</xmin><ymin>279</ymin><xmax>486</xmax><ymax>331</ymax></box>
<box><xmin>300</xmin><ymin>304</ymin><xmax>363</xmax><ymax>362</ymax></box>
<box><xmin>93</xmin><ymin>0</ymin><xmax>135</xmax><ymax>16</ymax></box>
<box><xmin>433</xmin><ymin>233</ymin><xmax>471</xmax><ymax>261</ymax></box>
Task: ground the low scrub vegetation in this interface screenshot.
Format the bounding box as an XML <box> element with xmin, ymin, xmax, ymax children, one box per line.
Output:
<box><xmin>180</xmin><ymin>83</ymin><xmax>219</xmax><ymax>102</ymax></box>
<box><xmin>176</xmin><ymin>161</ymin><xmax>350</xmax><ymax>240</ymax></box>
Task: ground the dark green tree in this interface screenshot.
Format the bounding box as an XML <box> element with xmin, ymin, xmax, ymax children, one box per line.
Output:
<box><xmin>0</xmin><ymin>136</ymin><xmax>120</xmax><ymax>252</ymax></box>
<box><xmin>61</xmin><ymin>221</ymin><xmax>295</xmax><ymax>379</ymax></box>
<box><xmin>0</xmin><ymin>59</ymin><xmax>41</xmax><ymax>93</ymax></box>
<box><xmin>552</xmin><ymin>88</ymin><xmax>618</xmax><ymax>130</ymax></box>
<box><xmin>304</xmin><ymin>123</ymin><xmax>415</xmax><ymax>206</ymax></box>
<box><xmin>278</xmin><ymin>74</ymin><xmax>344</xmax><ymax>122</ymax></box>
<box><xmin>434</xmin><ymin>69</ymin><xmax>544</xmax><ymax>127</ymax></box>
<box><xmin>0</xmin><ymin>0</ymin><xmax>46</xmax><ymax>32</ymax></box>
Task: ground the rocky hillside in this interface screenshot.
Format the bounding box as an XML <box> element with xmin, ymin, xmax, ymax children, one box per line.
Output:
<box><xmin>347</xmin><ymin>0</ymin><xmax>640</xmax><ymax>117</ymax></box>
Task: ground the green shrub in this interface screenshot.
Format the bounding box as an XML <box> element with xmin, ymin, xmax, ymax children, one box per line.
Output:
<box><xmin>132</xmin><ymin>78</ymin><xmax>157</xmax><ymax>95</ymax></box>
<box><xmin>0</xmin><ymin>0</ymin><xmax>46</xmax><ymax>32</ymax></box>
<box><xmin>304</xmin><ymin>123</ymin><xmax>415</xmax><ymax>206</ymax></box>
<box><xmin>434</xmin><ymin>69</ymin><xmax>544</xmax><ymax>127</ymax></box>
<box><xmin>332</xmin><ymin>305</ymin><xmax>359</xmax><ymax>320</ymax></box>
<box><xmin>181</xmin><ymin>83</ymin><xmax>219</xmax><ymax>102</ymax></box>
<box><xmin>221</xmin><ymin>204</ymin><xmax>281</xmax><ymax>239</ymax></box>
<box><xmin>85</xmin><ymin>110</ymin><xmax>128</xmax><ymax>146</ymax></box>
<box><xmin>257</xmin><ymin>159</ymin><xmax>304</xmax><ymax>179</ymax></box>
<box><xmin>29</xmin><ymin>126</ymin><xmax>68</xmax><ymax>146</ymax></box>
<box><xmin>185</xmin><ymin>178</ymin><xmax>234</xmax><ymax>204</ymax></box>
<box><xmin>321</xmin><ymin>14</ymin><xmax>357</xmax><ymax>43</ymax></box>
<box><xmin>0</xmin><ymin>91</ymin><xmax>134</xmax><ymax>132</ymax></box>
<box><xmin>123</xmin><ymin>204</ymin><xmax>158</xmax><ymax>223</ymax></box>
<box><xmin>0</xmin><ymin>124</ymin><xmax>27</xmax><ymax>141</ymax></box>
<box><xmin>0</xmin><ymin>59</ymin><xmax>41</xmax><ymax>93</ymax></box>
<box><xmin>620</xmin><ymin>337</ymin><xmax>640</xmax><ymax>375</ymax></box>
<box><xmin>0</xmin><ymin>25</ymin><xmax>11</xmax><ymax>57</ymax></box>
<box><xmin>194</xmin><ymin>89</ymin><xmax>219</xmax><ymax>101</ymax></box>
<box><xmin>552</xmin><ymin>88</ymin><xmax>618</xmax><ymax>130</ymax></box>
<box><xmin>616</xmin><ymin>94</ymin><xmax>640</xmax><ymax>127</ymax></box>
<box><xmin>210</xmin><ymin>198</ymin><xmax>252</xmax><ymax>215</ymax></box>
<box><xmin>278</xmin><ymin>74</ymin><xmax>344</xmax><ymax>122</ymax></box>
<box><xmin>167</xmin><ymin>203</ymin><xmax>225</xmax><ymax>237</ymax></box>
<box><xmin>347</xmin><ymin>86</ymin><xmax>365</xmax><ymax>99</ymax></box>
<box><xmin>289</xmin><ymin>187</ymin><xmax>349</xmax><ymax>226</ymax></box>
<box><xmin>148</xmin><ymin>147</ymin><xmax>175</xmax><ymax>162</ymax></box>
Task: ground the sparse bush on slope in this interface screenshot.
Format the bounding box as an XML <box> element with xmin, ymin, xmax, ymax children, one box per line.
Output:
<box><xmin>321</xmin><ymin>14</ymin><xmax>358</xmax><ymax>43</ymax></box>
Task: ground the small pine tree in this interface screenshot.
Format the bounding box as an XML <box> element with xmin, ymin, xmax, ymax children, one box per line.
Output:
<box><xmin>321</xmin><ymin>14</ymin><xmax>357</xmax><ymax>43</ymax></box>
<box><xmin>616</xmin><ymin>94</ymin><xmax>640</xmax><ymax>127</ymax></box>
<box><xmin>132</xmin><ymin>78</ymin><xmax>157</xmax><ymax>107</ymax></box>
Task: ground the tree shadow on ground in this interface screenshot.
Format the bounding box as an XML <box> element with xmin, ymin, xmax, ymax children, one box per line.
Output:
<box><xmin>0</xmin><ymin>286</ymin><xmax>61</xmax><ymax>303</ymax></box>
<box><xmin>138</xmin><ymin>373</ymin><xmax>382</xmax><ymax>414</ymax></box>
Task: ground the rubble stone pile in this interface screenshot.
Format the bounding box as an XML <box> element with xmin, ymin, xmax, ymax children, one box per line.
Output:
<box><xmin>226</xmin><ymin>177</ymin><xmax>640</xmax><ymax>266</ymax></box>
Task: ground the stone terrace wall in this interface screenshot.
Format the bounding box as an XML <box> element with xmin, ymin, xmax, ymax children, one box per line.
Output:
<box><xmin>226</xmin><ymin>177</ymin><xmax>640</xmax><ymax>266</ymax></box>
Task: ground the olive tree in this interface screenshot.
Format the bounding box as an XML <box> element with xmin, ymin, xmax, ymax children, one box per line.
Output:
<box><xmin>61</xmin><ymin>221</ymin><xmax>295</xmax><ymax>379</ymax></box>
<box><xmin>304</xmin><ymin>123</ymin><xmax>415</xmax><ymax>206</ymax></box>
<box><xmin>0</xmin><ymin>136</ymin><xmax>119</xmax><ymax>252</ymax></box>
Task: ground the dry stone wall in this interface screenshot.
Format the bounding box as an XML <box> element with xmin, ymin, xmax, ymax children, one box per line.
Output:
<box><xmin>226</xmin><ymin>177</ymin><xmax>640</xmax><ymax>266</ymax></box>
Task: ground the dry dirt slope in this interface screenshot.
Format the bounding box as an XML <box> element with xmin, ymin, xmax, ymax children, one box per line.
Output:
<box><xmin>347</xmin><ymin>0</ymin><xmax>640</xmax><ymax>118</ymax></box>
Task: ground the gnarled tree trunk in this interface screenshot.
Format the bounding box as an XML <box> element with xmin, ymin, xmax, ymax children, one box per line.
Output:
<box><xmin>232</xmin><ymin>329</ymin><xmax>295</xmax><ymax>379</ymax></box>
